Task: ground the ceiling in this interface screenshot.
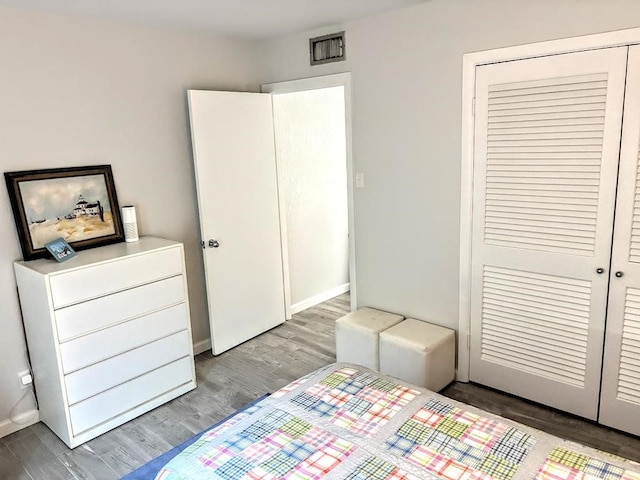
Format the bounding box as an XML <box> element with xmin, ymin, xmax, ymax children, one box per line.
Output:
<box><xmin>0</xmin><ymin>0</ymin><xmax>428</xmax><ymax>39</ymax></box>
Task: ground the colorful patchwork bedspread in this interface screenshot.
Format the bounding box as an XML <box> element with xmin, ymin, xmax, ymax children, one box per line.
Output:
<box><xmin>155</xmin><ymin>363</ymin><xmax>640</xmax><ymax>480</ymax></box>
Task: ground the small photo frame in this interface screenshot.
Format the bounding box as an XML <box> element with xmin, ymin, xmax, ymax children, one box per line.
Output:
<box><xmin>45</xmin><ymin>237</ymin><xmax>77</xmax><ymax>263</ymax></box>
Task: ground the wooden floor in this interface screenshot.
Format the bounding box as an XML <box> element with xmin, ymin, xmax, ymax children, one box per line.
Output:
<box><xmin>1</xmin><ymin>292</ymin><xmax>639</xmax><ymax>479</ymax></box>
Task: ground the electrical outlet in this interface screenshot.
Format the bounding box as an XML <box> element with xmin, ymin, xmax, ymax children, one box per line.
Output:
<box><xmin>18</xmin><ymin>370</ymin><xmax>32</xmax><ymax>389</ymax></box>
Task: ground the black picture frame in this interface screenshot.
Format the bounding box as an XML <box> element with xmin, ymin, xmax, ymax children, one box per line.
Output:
<box><xmin>4</xmin><ymin>165</ymin><xmax>124</xmax><ymax>260</ymax></box>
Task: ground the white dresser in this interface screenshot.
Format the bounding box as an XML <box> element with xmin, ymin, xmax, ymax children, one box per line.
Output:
<box><xmin>14</xmin><ymin>236</ymin><xmax>197</xmax><ymax>448</ymax></box>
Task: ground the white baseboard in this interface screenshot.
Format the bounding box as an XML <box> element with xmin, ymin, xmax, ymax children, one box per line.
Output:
<box><xmin>193</xmin><ymin>338</ymin><xmax>212</xmax><ymax>355</ymax></box>
<box><xmin>0</xmin><ymin>409</ymin><xmax>40</xmax><ymax>439</ymax></box>
<box><xmin>291</xmin><ymin>283</ymin><xmax>350</xmax><ymax>315</ymax></box>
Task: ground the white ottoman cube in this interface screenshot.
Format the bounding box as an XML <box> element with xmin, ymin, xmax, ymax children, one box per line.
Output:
<box><xmin>379</xmin><ymin>318</ymin><xmax>455</xmax><ymax>391</ymax></box>
<box><xmin>335</xmin><ymin>307</ymin><xmax>404</xmax><ymax>370</ymax></box>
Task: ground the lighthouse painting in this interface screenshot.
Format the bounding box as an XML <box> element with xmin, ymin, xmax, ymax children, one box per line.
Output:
<box><xmin>5</xmin><ymin>165</ymin><xmax>124</xmax><ymax>260</ymax></box>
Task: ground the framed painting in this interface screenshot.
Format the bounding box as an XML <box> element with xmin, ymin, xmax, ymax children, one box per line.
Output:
<box><xmin>4</xmin><ymin>165</ymin><xmax>124</xmax><ymax>260</ymax></box>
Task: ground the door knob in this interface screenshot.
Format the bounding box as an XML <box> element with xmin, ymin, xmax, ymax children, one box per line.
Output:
<box><xmin>615</xmin><ymin>271</ymin><xmax>624</xmax><ymax>278</ymax></box>
<box><xmin>208</xmin><ymin>239</ymin><xmax>220</xmax><ymax>248</ymax></box>
<box><xmin>596</xmin><ymin>268</ymin><xmax>605</xmax><ymax>274</ymax></box>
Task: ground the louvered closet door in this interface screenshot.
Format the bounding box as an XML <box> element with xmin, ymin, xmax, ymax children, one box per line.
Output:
<box><xmin>599</xmin><ymin>45</ymin><xmax>640</xmax><ymax>435</ymax></box>
<box><xmin>470</xmin><ymin>47</ymin><xmax>628</xmax><ymax>419</ymax></box>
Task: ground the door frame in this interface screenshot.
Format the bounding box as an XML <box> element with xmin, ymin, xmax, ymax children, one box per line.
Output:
<box><xmin>262</xmin><ymin>73</ymin><xmax>357</xmax><ymax>318</ymax></box>
<box><xmin>459</xmin><ymin>27</ymin><xmax>640</xmax><ymax>382</ymax></box>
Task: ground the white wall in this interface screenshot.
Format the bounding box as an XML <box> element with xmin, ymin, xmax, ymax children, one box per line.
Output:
<box><xmin>0</xmin><ymin>6</ymin><xmax>258</xmax><ymax>432</ymax></box>
<box><xmin>6</xmin><ymin>0</ymin><xmax>640</xmax><ymax>437</ymax></box>
<box><xmin>258</xmin><ymin>0</ymin><xmax>640</xmax><ymax>330</ymax></box>
<box><xmin>272</xmin><ymin>87</ymin><xmax>349</xmax><ymax>309</ymax></box>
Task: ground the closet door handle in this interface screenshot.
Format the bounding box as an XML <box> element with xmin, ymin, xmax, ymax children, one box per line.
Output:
<box><xmin>596</xmin><ymin>268</ymin><xmax>605</xmax><ymax>274</ymax></box>
<box><xmin>615</xmin><ymin>271</ymin><xmax>624</xmax><ymax>278</ymax></box>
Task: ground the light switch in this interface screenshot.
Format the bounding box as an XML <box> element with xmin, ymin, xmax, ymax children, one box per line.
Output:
<box><xmin>356</xmin><ymin>172</ymin><xmax>364</xmax><ymax>188</ymax></box>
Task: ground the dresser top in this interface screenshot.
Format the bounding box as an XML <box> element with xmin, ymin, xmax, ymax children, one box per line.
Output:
<box><xmin>14</xmin><ymin>236</ymin><xmax>181</xmax><ymax>275</ymax></box>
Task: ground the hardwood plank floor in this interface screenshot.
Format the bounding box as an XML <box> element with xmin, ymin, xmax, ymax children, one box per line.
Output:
<box><xmin>2</xmin><ymin>292</ymin><xmax>639</xmax><ymax>478</ymax></box>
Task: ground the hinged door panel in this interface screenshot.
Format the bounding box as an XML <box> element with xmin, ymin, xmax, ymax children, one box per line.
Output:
<box><xmin>599</xmin><ymin>45</ymin><xmax>640</xmax><ymax>435</ymax></box>
<box><xmin>188</xmin><ymin>90</ymin><xmax>286</xmax><ymax>355</ymax></box>
<box><xmin>470</xmin><ymin>47</ymin><xmax>628</xmax><ymax>419</ymax></box>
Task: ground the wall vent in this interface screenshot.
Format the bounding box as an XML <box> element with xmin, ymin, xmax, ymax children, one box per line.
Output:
<box><xmin>309</xmin><ymin>32</ymin><xmax>345</xmax><ymax>66</ymax></box>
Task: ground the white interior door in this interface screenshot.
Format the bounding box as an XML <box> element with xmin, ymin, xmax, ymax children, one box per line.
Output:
<box><xmin>188</xmin><ymin>90</ymin><xmax>285</xmax><ymax>355</ymax></box>
<box><xmin>599</xmin><ymin>45</ymin><xmax>640</xmax><ymax>434</ymax></box>
<box><xmin>469</xmin><ymin>47</ymin><xmax>627</xmax><ymax>419</ymax></box>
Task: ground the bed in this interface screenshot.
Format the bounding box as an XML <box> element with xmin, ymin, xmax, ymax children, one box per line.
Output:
<box><xmin>148</xmin><ymin>363</ymin><xmax>640</xmax><ymax>480</ymax></box>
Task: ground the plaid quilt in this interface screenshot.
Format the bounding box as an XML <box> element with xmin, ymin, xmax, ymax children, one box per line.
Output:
<box><xmin>536</xmin><ymin>447</ymin><xmax>640</xmax><ymax>480</ymax></box>
<box><xmin>386</xmin><ymin>398</ymin><xmax>536</xmax><ymax>480</ymax></box>
<box><xmin>289</xmin><ymin>366</ymin><xmax>420</xmax><ymax>438</ymax></box>
<box><xmin>154</xmin><ymin>363</ymin><xmax>640</xmax><ymax>480</ymax></box>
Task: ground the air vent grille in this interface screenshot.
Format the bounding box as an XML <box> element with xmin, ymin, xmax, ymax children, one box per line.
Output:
<box><xmin>310</xmin><ymin>32</ymin><xmax>345</xmax><ymax>66</ymax></box>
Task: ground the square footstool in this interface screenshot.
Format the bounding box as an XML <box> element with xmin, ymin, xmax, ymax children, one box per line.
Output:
<box><xmin>379</xmin><ymin>318</ymin><xmax>455</xmax><ymax>391</ymax></box>
<box><xmin>335</xmin><ymin>307</ymin><xmax>404</xmax><ymax>370</ymax></box>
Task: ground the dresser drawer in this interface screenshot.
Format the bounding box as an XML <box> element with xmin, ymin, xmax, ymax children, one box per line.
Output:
<box><xmin>69</xmin><ymin>356</ymin><xmax>193</xmax><ymax>435</ymax></box>
<box><xmin>60</xmin><ymin>303</ymin><xmax>188</xmax><ymax>373</ymax></box>
<box><xmin>49</xmin><ymin>246</ymin><xmax>183</xmax><ymax>308</ymax></box>
<box><xmin>64</xmin><ymin>330</ymin><xmax>191</xmax><ymax>405</ymax></box>
<box><xmin>55</xmin><ymin>275</ymin><xmax>185</xmax><ymax>342</ymax></box>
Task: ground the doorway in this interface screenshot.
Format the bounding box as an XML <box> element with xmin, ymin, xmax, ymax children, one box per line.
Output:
<box><xmin>262</xmin><ymin>73</ymin><xmax>357</xmax><ymax>318</ymax></box>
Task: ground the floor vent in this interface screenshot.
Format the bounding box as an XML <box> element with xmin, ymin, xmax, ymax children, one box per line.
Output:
<box><xmin>310</xmin><ymin>32</ymin><xmax>345</xmax><ymax>66</ymax></box>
